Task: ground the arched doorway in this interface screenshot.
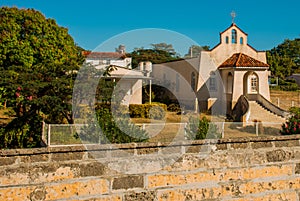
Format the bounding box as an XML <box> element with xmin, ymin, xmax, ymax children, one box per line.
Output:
<box><xmin>243</xmin><ymin>71</ymin><xmax>259</xmax><ymax>100</ymax></box>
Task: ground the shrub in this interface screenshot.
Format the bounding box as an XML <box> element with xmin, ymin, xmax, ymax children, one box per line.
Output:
<box><xmin>129</xmin><ymin>104</ymin><xmax>147</xmax><ymax>118</ymax></box>
<box><xmin>167</xmin><ymin>103</ymin><xmax>182</xmax><ymax>112</ymax></box>
<box><xmin>281</xmin><ymin>107</ymin><xmax>300</xmax><ymax>135</ymax></box>
<box><xmin>145</xmin><ymin>102</ymin><xmax>167</xmax><ymax>111</ymax></box>
<box><xmin>129</xmin><ymin>103</ymin><xmax>167</xmax><ymax>120</ymax></box>
<box><xmin>148</xmin><ymin>105</ymin><xmax>166</xmax><ymax>120</ymax></box>
<box><xmin>95</xmin><ymin>103</ymin><xmax>128</xmax><ymax>116</ymax></box>
<box><xmin>185</xmin><ymin>116</ymin><xmax>221</xmax><ymax>140</ymax></box>
<box><xmin>270</xmin><ymin>78</ymin><xmax>299</xmax><ymax>91</ymax></box>
<box><xmin>79</xmin><ymin>104</ymin><xmax>148</xmax><ymax>144</ymax></box>
<box><xmin>0</xmin><ymin>114</ymin><xmax>42</xmax><ymax>149</ymax></box>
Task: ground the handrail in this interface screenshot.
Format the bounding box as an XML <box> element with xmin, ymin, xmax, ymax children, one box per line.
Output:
<box><xmin>242</xmin><ymin>96</ymin><xmax>251</xmax><ymax>122</ymax></box>
<box><xmin>256</xmin><ymin>94</ymin><xmax>290</xmax><ymax>118</ymax></box>
<box><xmin>232</xmin><ymin>95</ymin><xmax>250</xmax><ymax>122</ymax></box>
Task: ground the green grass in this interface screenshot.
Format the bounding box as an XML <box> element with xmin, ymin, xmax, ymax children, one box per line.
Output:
<box><xmin>0</xmin><ymin>107</ymin><xmax>15</xmax><ymax>126</ymax></box>
<box><xmin>0</xmin><ymin>89</ymin><xmax>292</xmax><ymax>145</ymax></box>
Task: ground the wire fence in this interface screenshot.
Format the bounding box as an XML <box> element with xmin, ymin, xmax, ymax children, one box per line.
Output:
<box><xmin>43</xmin><ymin>121</ymin><xmax>284</xmax><ymax>147</ymax></box>
<box><xmin>270</xmin><ymin>97</ymin><xmax>299</xmax><ymax>111</ymax></box>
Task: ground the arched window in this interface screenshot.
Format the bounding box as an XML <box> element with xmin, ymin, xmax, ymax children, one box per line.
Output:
<box><xmin>191</xmin><ymin>72</ymin><xmax>196</xmax><ymax>91</ymax></box>
<box><xmin>248</xmin><ymin>73</ymin><xmax>258</xmax><ymax>93</ymax></box>
<box><xmin>227</xmin><ymin>72</ymin><xmax>233</xmax><ymax>93</ymax></box>
<box><xmin>232</xmin><ymin>29</ymin><xmax>237</xmax><ymax>44</ymax></box>
<box><xmin>250</xmin><ymin>75</ymin><xmax>258</xmax><ymax>93</ymax></box>
<box><xmin>240</xmin><ymin>37</ymin><xmax>244</xmax><ymax>44</ymax></box>
<box><xmin>226</xmin><ymin>36</ymin><xmax>229</xmax><ymax>44</ymax></box>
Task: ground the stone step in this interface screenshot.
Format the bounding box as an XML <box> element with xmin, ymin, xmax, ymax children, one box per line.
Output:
<box><xmin>248</xmin><ymin>101</ymin><xmax>286</xmax><ymax>124</ymax></box>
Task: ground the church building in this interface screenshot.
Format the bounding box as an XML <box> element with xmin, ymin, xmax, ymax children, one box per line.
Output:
<box><xmin>151</xmin><ymin>22</ymin><xmax>283</xmax><ymax>120</ymax></box>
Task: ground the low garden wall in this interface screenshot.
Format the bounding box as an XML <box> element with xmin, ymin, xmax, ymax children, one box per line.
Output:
<box><xmin>1</xmin><ymin>135</ymin><xmax>300</xmax><ymax>200</ymax></box>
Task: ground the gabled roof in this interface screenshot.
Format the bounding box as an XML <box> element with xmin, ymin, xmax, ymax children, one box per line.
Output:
<box><xmin>220</xmin><ymin>23</ymin><xmax>248</xmax><ymax>36</ymax></box>
<box><xmin>82</xmin><ymin>51</ymin><xmax>126</xmax><ymax>59</ymax></box>
<box><xmin>210</xmin><ymin>23</ymin><xmax>249</xmax><ymax>51</ymax></box>
<box><xmin>219</xmin><ymin>53</ymin><xmax>269</xmax><ymax>68</ymax></box>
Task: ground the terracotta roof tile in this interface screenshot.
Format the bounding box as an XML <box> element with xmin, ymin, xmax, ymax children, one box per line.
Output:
<box><xmin>82</xmin><ymin>51</ymin><xmax>126</xmax><ymax>59</ymax></box>
<box><xmin>219</xmin><ymin>53</ymin><xmax>269</xmax><ymax>68</ymax></box>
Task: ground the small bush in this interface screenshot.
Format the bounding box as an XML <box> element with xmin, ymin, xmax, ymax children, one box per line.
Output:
<box><xmin>129</xmin><ymin>104</ymin><xmax>147</xmax><ymax>118</ymax></box>
<box><xmin>167</xmin><ymin>103</ymin><xmax>181</xmax><ymax>112</ymax></box>
<box><xmin>79</xmin><ymin>105</ymin><xmax>148</xmax><ymax>144</ymax></box>
<box><xmin>129</xmin><ymin>103</ymin><xmax>167</xmax><ymax>120</ymax></box>
<box><xmin>281</xmin><ymin>107</ymin><xmax>300</xmax><ymax>135</ymax></box>
<box><xmin>144</xmin><ymin>102</ymin><xmax>167</xmax><ymax>111</ymax></box>
<box><xmin>95</xmin><ymin>103</ymin><xmax>128</xmax><ymax>116</ymax></box>
<box><xmin>148</xmin><ymin>106</ymin><xmax>166</xmax><ymax>120</ymax></box>
<box><xmin>185</xmin><ymin>116</ymin><xmax>221</xmax><ymax>140</ymax></box>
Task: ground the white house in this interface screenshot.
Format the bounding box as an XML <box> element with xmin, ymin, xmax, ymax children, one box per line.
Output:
<box><xmin>83</xmin><ymin>50</ymin><xmax>149</xmax><ymax>105</ymax></box>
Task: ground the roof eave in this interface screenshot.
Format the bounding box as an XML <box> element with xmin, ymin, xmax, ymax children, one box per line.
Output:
<box><xmin>219</xmin><ymin>66</ymin><xmax>269</xmax><ymax>70</ymax></box>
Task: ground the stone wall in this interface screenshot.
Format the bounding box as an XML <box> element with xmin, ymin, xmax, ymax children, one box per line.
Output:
<box><xmin>1</xmin><ymin>135</ymin><xmax>300</xmax><ymax>200</ymax></box>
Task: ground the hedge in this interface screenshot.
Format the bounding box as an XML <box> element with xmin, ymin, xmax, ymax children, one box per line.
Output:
<box><xmin>129</xmin><ymin>103</ymin><xmax>167</xmax><ymax>120</ymax></box>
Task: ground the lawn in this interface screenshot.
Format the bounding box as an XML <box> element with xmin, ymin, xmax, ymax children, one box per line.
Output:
<box><xmin>270</xmin><ymin>89</ymin><xmax>300</xmax><ymax>111</ymax></box>
<box><xmin>0</xmin><ymin>108</ymin><xmax>15</xmax><ymax>127</ymax></box>
<box><xmin>0</xmin><ymin>89</ymin><xmax>295</xmax><ymax>145</ymax></box>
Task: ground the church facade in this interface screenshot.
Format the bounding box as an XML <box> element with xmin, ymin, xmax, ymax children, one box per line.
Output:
<box><xmin>151</xmin><ymin>23</ymin><xmax>271</xmax><ymax>116</ymax></box>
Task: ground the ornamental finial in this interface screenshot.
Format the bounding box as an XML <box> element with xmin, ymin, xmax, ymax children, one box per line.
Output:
<box><xmin>231</xmin><ymin>11</ymin><xmax>236</xmax><ymax>24</ymax></box>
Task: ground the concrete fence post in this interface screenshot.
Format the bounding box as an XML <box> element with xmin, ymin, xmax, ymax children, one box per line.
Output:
<box><xmin>184</xmin><ymin>123</ymin><xmax>187</xmax><ymax>139</ymax></box>
<box><xmin>221</xmin><ymin>122</ymin><xmax>225</xmax><ymax>138</ymax></box>
<box><xmin>47</xmin><ymin>124</ymin><xmax>51</xmax><ymax>147</ymax></box>
<box><xmin>256</xmin><ymin>122</ymin><xmax>259</xmax><ymax>136</ymax></box>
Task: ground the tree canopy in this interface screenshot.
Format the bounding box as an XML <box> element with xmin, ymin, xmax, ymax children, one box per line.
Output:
<box><xmin>267</xmin><ymin>38</ymin><xmax>300</xmax><ymax>78</ymax></box>
<box><xmin>0</xmin><ymin>7</ymin><xmax>81</xmax><ymax>68</ymax></box>
<box><xmin>184</xmin><ymin>45</ymin><xmax>210</xmax><ymax>58</ymax></box>
<box><xmin>150</xmin><ymin>43</ymin><xmax>176</xmax><ymax>56</ymax></box>
<box><xmin>0</xmin><ymin>7</ymin><xmax>84</xmax><ymax>148</ymax></box>
<box><xmin>128</xmin><ymin>48</ymin><xmax>181</xmax><ymax>68</ymax></box>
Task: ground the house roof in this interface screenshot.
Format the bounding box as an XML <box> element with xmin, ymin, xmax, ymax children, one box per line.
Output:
<box><xmin>219</xmin><ymin>53</ymin><xmax>269</xmax><ymax>68</ymax></box>
<box><xmin>82</xmin><ymin>51</ymin><xmax>126</xmax><ymax>59</ymax></box>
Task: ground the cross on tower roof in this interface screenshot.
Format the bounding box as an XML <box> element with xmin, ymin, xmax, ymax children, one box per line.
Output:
<box><xmin>231</xmin><ymin>11</ymin><xmax>236</xmax><ymax>24</ymax></box>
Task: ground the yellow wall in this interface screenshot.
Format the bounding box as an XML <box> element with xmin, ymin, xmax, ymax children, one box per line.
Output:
<box><xmin>1</xmin><ymin>136</ymin><xmax>300</xmax><ymax>200</ymax></box>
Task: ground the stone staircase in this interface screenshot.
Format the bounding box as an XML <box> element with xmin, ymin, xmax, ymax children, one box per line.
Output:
<box><xmin>248</xmin><ymin>101</ymin><xmax>286</xmax><ymax>124</ymax></box>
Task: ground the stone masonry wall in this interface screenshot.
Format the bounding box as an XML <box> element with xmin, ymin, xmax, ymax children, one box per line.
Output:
<box><xmin>1</xmin><ymin>135</ymin><xmax>300</xmax><ymax>200</ymax></box>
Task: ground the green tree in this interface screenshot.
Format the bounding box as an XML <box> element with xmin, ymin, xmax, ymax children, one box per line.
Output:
<box><xmin>267</xmin><ymin>38</ymin><xmax>300</xmax><ymax>78</ymax></box>
<box><xmin>79</xmin><ymin>105</ymin><xmax>149</xmax><ymax>144</ymax></box>
<box><xmin>128</xmin><ymin>49</ymin><xmax>181</xmax><ymax>68</ymax></box>
<box><xmin>151</xmin><ymin>43</ymin><xmax>176</xmax><ymax>56</ymax></box>
<box><xmin>0</xmin><ymin>7</ymin><xmax>83</xmax><ymax>148</ymax></box>
<box><xmin>0</xmin><ymin>7</ymin><xmax>81</xmax><ymax>68</ymax></box>
<box><xmin>184</xmin><ymin>45</ymin><xmax>210</xmax><ymax>58</ymax></box>
<box><xmin>185</xmin><ymin>116</ymin><xmax>221</xmax><ymax>140</ymax></box>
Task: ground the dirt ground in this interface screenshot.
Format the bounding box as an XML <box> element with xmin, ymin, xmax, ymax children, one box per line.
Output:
<box><xmin>270</xmin><ymin>89</ymin><xmax>300</xmax><ymax>111</ymax></box>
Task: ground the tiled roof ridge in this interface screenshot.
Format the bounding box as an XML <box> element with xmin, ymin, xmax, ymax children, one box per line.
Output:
<box><xmin>219</xmin><ymin>53</ymin><xmax>269</xmax><ymax>68</ymax></box>
<box><xmin>236</xmin><ymin>53</ymin><xmax>243</xmax><ymax>66</ymax></box>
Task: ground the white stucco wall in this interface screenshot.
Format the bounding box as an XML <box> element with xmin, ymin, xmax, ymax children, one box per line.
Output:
<box><xmin>151</xmin><ymin>58</ymin><xmax>200</xmax><ymax>107</ymax></box>
<box><xmin>209</xmin><ymin>24</ymin><xmax>267</xmax><ymax>66</ymax></box>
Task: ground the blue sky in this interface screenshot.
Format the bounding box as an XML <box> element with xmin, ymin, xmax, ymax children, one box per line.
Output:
<box><xmin>1</xmin><ymin>0</ymin><xmax>300</xmax><ymax>56</ymax></box>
